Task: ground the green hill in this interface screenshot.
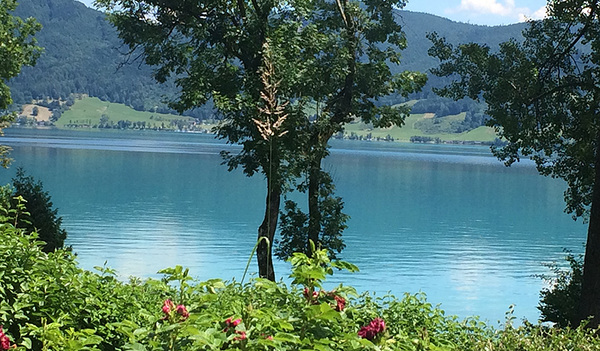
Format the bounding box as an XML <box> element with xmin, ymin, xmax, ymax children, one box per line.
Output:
<box><xmin>55</xmin><ymin>97</ymin><xmax>211</xmax><ymax>131</ymax></box>
<box><xmin>342</xmin><ymin>113</ymin><xmax>498</xmax><ymax>143</ymax></box>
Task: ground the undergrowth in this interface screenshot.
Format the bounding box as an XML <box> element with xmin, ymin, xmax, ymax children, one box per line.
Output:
<box><xmin>0</xmin><ymin>202</ymin><xmax>599</xmax><ymax>350</ymax></box>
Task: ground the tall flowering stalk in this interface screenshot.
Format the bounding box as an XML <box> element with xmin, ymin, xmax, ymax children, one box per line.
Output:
<box><xmin>252</xmin><ymin>42</ymin><xmax>290</xmax><ymax>281</ymax></box>
<box><xmin>252</xmin><ymin>51</ymin><xmax>289</xmax><ymax>141</ymax></box>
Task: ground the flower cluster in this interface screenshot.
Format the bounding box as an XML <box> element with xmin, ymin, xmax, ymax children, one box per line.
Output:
<box><xmin>333</xmin><ymin>294</ymin><xmax>346</xmax><ymax>312</ymax></box>
<box><xmin>358</xmin><ymin>318</ymin><xmax>386</xmax><ymax>341</ymax></box>
<box><xmin>161</xmin><ymin>299</ymin><xmax>189</xmax><ymax>322</ymax></box>
<box><xmin>223</xmin><ymin>317</ymin><xmax>241</xmax><ymax>333</ymax></box>
<box><xmin>223</xmin><ymin>317</ymin><xmax>247</xmax><ymax>341</ymax></box>
<box><xmin>303</xmin><ymin>288</ymin><xmax>346</xmax><ymax>312</ymax></box>
<box><xmin>0</xmin><ymin>326</ymin><xmax>15</xmax><ymax>350</ymax></box>
<box><xmin>303</xmin><ymin>287</ymin><xmax>320</xmax><ymax>303</ymax></box>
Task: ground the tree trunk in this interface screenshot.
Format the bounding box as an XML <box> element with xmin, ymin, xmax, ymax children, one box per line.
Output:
<box><xmin>578</xmin><ymin>135</ymin><xmax>600</xmax><ymax>327</ymax></box>
<box><xmin>307</xmin><ymin>158</ymin><xmax>321</xmax><ymax>257</ymax></box>
<box><xmin>306</xmin><ymin>130</ymin><xmax>335</xmax><ymax>257</ymax></box>
<box><xmin>257</xmin><ymin>184</ymin><xmax>281</xmax><ymax>281</ymax></box>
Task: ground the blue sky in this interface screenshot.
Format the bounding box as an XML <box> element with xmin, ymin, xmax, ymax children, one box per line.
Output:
<box><xmin>404</xmin><ymin>0</ymin><xmax>548</xmax><ymax>26</ymax></box>
<box><xmin>78</xmin><ymin>0</ymin><xmax>548</xmax><ymax>26</ymax></box>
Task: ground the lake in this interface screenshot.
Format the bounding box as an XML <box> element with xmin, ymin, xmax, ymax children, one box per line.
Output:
<box><xmin>0</xmin><ymin>128</ymin><xmax>587</xmax><ymax>324</ymax></box>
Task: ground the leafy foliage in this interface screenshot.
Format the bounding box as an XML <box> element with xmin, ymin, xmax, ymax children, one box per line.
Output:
<box><xmin>0</xmin><ymin>0</ymin><xmax>41</xmax><ymax>110</ymax></box>
<box><xmin>11</xmin><ymin>167</ymin><xmax>67</xmax><ymax>252</ymax></box>
<box><xmin>428</xmin><ymin>0</ymin><xmax>600</xmax><ymax>326</ymax></box>
<box><xmin>276</xmin><ymin>174</ymin><xmax>348</xmax><ymax>261</ymax></box>
<box><xmin>537</xmin><ymin>251</ymin><xmax>583</xmax><ymax>328</ymax></box>
<box><xmin>428</xmin><ymin>10</ymin><xmax>600</xmax><ymax>218</ymax></box>
<box><xmin>0</xmin><ymin>0</ymin><xmax>41</xmax><ymax>167</ymax></box>
<box><xmin>1</xmin><ymin>197</ymin><xmax>600</xmax><ymax>350</ymax></box>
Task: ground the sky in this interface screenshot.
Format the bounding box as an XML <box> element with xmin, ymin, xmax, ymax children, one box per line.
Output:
<box><xmin>404</xmin><ymin>0</ymin><xmax>548</xmax><ymax>26</ymax></box>
<box><xmin>78</xmin><ymin>0</ymin><xmax>549</xmax><ymax>27</ymax></box>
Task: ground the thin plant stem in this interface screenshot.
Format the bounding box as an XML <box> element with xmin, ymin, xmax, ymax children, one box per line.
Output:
<box><xmin>241</xmin><ymin>236</ymin><xmax>270</xmax><ymax>284</ymax></box>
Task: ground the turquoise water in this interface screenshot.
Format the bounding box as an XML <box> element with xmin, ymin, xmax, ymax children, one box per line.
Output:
<box><xmin>0</xmin><ymin>128</ymin><xmax>587</xmax><ymax>323</ymax></box>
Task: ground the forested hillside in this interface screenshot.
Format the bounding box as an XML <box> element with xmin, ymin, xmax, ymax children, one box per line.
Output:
<box><xmin>8</xmin><ymin>0</ymin><xmax>211</xmax><ymax>119</ymax></box>
<box><xmin>8</xmin><ymin>0</ymin><xmax>527</xmax><ymax>126</ymax></box>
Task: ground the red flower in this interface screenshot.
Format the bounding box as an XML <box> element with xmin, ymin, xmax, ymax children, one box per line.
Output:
<box><xmin>223</xmin><ymin>317</ymin><xmax>242</xmax><ymax>332</ymax></box>
<box><xmin>303</xmin><ymin>287</ymin><xmax>320</xmax><ymax>303</ymax></box>
<box><xmin>334</xmin><ymin>295</ymin><xmax>346</xmax><ymax>312</ymax></box>
<box><xmin>233</xmin><ymin>330</ymin><xmax>247</xmax><ymax>341</ymax></box>
<box><xmin>0</xmin><ymin>326</ymin><xmax>13</xmax><ymax>351</ymax></box>
<box><xmin>162</xmin><ymin>299</ymin><xmax>175</xmax><ymax>315</ymax></box>
<box><xmin>176</xmin><ymin>304</ymin><xmax>190</xmax><ymax>319</ymax></box>
<box><xmin>370</xmin><ymin>318</ymin><xmax>386</xmax><ymax>333</ymax></box>
<box><xmin>358</xmin><ymin>318</ymin><xmax>386</xmax><ymax>340</ymax></box>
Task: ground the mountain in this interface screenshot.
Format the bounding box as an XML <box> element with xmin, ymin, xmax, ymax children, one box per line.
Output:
<box><xmin>8</xmin><ymin>0</ymin><xmax>207</xmax><ymax>117</ymax></box>
<box><xmin>395</xmin><ymin>11</ymin><xmax>525</xmax><ymax>73</ymax></box>
<box><xmin>8</xmin><ymin>0</ymin><xmax>528</xmax><ymax>121</ymax></box>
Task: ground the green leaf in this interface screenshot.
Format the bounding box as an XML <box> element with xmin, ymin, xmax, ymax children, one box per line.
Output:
<box><xmin>273</xmin><ymin>332</ymin><xmax>300</xmax><ymax>343</ymax></box>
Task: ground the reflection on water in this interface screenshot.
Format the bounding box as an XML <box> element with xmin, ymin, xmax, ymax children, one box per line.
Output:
<box><xmin>0</xmin><ymin>128</ymin><xmax>587</xmax><ymax>323</ymax></box>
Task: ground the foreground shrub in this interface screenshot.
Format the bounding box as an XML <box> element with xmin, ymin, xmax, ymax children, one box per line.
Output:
<box><xmin>11</xmin><ymin>168</ymin><xmax>67</xmax><ymax>252</ymax></box>
<box><xmin>537</xmin><ymin>250</ymin><xmax>583</xmax><ymax>327</ymax></box>
<box><xmin>1</xmin><ymin>204</ymin><xmax>600</xmax><ymax>350</ymax></box>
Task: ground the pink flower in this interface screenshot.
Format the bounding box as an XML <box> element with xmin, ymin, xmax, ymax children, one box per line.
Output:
<box><xmin>303</xmin><ymin>287</ymin><xmax>320</xmax><ymax>303</ymax></box>
<box><xmin>233</xmin><ymin>330</ymin><xmax>247</xmax><ymax>341</ymax></box>
<box><xmin>0</xmin><ymin>326</ymin><xmax>13</xmax><ymax>351</ymax></box>
<box><xmin>334</xmin><ymin>295</ymin><xmax>346</xmax><ymax>312</ymax></box>
<box><xmin>223</xmin><ymin>317</ymin><xmax>242</xmax><ymax>332</ymax></box>
<box><xmin>162</xmin><ymin>299</ymin><xmax>175</xmax><ymax>315</ymax></box>
<box><xmin>370</xmin><ymin>318</ymin><xmax>386</xmax><ymax>333</ymax></box>
<box><xmin>357</xmin><ymin>325</ymin><xmax>377</xmax><ymax>340</ymax></box>
<box><xmin>261</xmin><ymin>333</ymin><xmax>274</xmax><ymax>340</ymax></box>
<box><xmin>358</xmin><ymin>318</ymin><xmax>386</xmax><ymax>341</ymax></box>
<box><xmin>225</xmin><ymin>317</ymin><xmax>241</xmax><ymax>327</ymax></box>
<box><xmin>176</xmin><ymin>305</ymin><xmax>190</xmax><ymax>319</ymax></box>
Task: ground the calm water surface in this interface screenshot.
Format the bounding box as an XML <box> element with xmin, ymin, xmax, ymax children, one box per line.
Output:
<box><xmin>0</xmin><ymin>128</ymin><xmax>587</xmax><ymax>323</ymax></box>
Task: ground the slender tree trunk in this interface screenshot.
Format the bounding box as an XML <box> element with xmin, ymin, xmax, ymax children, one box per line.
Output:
<box><xmin>306</xmin><ymin>131</ymin><xmax>335</xmax><ymax>257</ymax></box>
<box><xmin>257</xmin><ymin>184</ymin><xmax>281</xmax><ymax>281</ymax></box>
<box><xmin>578</xmin><ymin>134</ymin><xmax>600</xmax><ymax>327</ymax></box>
<box><xmin>307</xmin><ymin>158</ymin><xmax>321</xmax><ymax>256</ymax></box>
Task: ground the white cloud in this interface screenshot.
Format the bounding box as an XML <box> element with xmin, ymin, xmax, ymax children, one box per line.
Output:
<box><xmin>447</xmin><ymin>0</ymin><xmax>547</xmax><ymax>23</ymax></box>
<box><xmin>455</xmin><ymin>0</ymin><xmax>519</xmax><ymax>16</ymax></box>
<box><xmin>518</xmin><ymin>5</ymin><xmax>548</xmax><ymax>22</ymax></box>
<box><xmin>532</xmin><ymin>5</ymin><xmax>548</xmax><ymax>19</ymax></box>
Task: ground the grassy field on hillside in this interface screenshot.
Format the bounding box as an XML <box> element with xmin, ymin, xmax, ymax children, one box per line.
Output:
<box><xmin>343</xmin><ymin>112</ymin><xmax>498</xmax><ymax>143</ymax></box>
<box><xmin>55</xmin><ymin>97</ymin><xmax>497</xmax><ymax>142</ymax></box>
<box><xmin>56</xmin><ymin>97</ymin><xmax>198</xmax><ymax>130</ymax></box>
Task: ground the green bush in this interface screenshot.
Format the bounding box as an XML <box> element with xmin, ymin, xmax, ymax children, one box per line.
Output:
<box><xmin>1</xmin><ymin>201</ymin><xmax>599</xmax><ymax>350</ymax></box>
<box><xmin>11</xmin><ymin>168</ymin><xmax>67</xmax><ymax>252</ymax></box>
<box><xmin>537</xmin><ymin>251</ymin><xmax>583</xmax><ymax>327</ymax></box>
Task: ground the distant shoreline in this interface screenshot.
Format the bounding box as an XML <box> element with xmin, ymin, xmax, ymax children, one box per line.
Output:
<box><xmin>6</xmin><ymin>125</ymin><xmax>502</xmax><ymax>150</ymax></box>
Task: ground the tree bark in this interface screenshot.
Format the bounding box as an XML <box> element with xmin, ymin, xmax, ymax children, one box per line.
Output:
<box><xmin>306</xmin><ymin>130</ymin><xmax>335</xmax><ymax>257</ymax></box>
<box><xmin>578</xmin><ymin>134</ymin><xmax>600</xmax><ymax>327</ymax></box>
<box><xmin>307</xmin><ymin>158</ymin><xmax>321</xmax><ymax>256</ymax></box>
<box><xmin>257</xmin><ymin>184</ymin><xmax>281</xmax><ymax>281</ymax></box>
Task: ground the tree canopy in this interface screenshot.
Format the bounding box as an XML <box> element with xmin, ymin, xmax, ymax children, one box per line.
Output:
<box><xmin>97</xmin><ymin>0</ymin><xmax>425</xmax><ymax>279</ymax></box>
<box><xmin>429</xmin><ymin>0</ymin><xmax>600</xmax><ymax>327</ymax></box>
<box><xmin>0</xmin><ymin>0</ymin><xmax>40</xmax><ymax>166</ymax></box>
